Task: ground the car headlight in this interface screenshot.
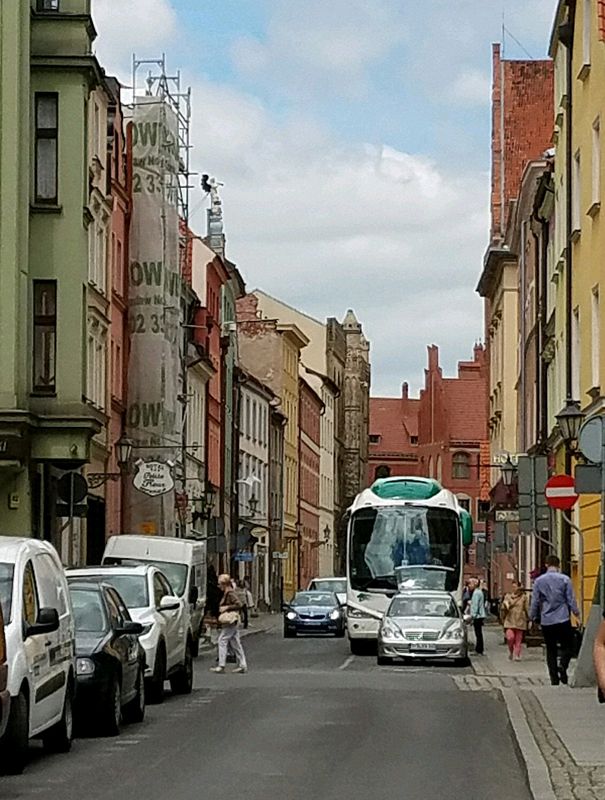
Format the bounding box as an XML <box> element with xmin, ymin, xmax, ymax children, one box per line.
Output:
<box><xmin>76</xmin><ymin>657</ymin><xmax>95</xmax><ymax>676</ymax></box>
<box><xmin>348</xmin><ymin>606</ymin><xmax>373</xmax><ymax>619</ymax></box>
<box><xmin>443</xmin><ymin>625</ymin><xmax>464</xmax><ymax>640</ymax></box>
<box><xmin>329</xmin><ymin>610</ymin><xmax>340</xmax><ymax>620</ymax></box>
<box><xmin>286</xmin><ymin>611</ymin><xmax>297</xmax><ymax>620</ymax></box>
<box><xmin>381</xmin><ymin>621</ymin><xmax>404</xmax><ymax>639</ymax></box>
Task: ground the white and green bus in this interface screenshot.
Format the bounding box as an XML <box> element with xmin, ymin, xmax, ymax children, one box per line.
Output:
<box><xmin>345</xmin><ymin>476</ymin><xmax>473</xmax><ymax>655</ymax></box>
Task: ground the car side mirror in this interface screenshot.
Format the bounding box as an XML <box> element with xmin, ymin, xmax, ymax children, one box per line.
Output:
<box><xmin>189</xmin><ymin>586</ymin><xmax>199</xmax><ymax>605</ymax></box>
<box><xmin>117</xmin><ymin>620</ymin><xmax>144</xmax><ymax>636</ymax></box>
<box><xmin>26</xmin><ymin>607</ymin><xmax>59</xmax><ymax>638</ymax></box>
<box><xmin>159</xmin><ymin>595</ymin><xmax>181</xmax><ymax>612</ymax></box>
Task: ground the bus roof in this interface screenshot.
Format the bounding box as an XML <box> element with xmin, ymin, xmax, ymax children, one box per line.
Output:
<box><xmin>350</xmin><ymin>477</ymin><xmax>461</xmax><ymax>513</ymax></box>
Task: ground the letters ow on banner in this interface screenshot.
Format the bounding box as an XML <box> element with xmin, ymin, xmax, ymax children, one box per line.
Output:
<box><xmin>125</xmin><ymin>98</ymin><xmax>182</xmax><ymax>536</ymax></box>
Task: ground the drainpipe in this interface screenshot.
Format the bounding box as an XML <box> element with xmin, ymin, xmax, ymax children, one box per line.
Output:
<box><xmin>559</xmin><ymin>1</ymin><xmax>576</xmax><ymax>575</ymax></box>
<box><xmin>520</xmin><ymin>219</ymin><xmax>527</xmax><ymax>452</ymax></box>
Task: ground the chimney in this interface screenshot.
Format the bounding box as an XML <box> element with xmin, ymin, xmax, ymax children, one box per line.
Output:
<box><xmin>427</xmin><ymin>345</ymin><xmax>439</xmax><ymax>372</ymax></box>
<box><xmin>474</xmin><ymin>342</ymin><xmax>485</xmax><ymax>364</ymax></box>
<box><xmin>401</xmin><ymin>381</ymin><xmax>409</xmax><ymax>400</ymax></box>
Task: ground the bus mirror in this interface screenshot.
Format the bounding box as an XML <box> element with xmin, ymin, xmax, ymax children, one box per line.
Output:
<box><xmin>461</xmin><ymin>510</ymin><xmax>473</xmax><ymax>547</ymax></box>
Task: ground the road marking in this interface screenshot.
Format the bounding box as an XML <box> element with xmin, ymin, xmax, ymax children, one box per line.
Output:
<box><xmin>338</xmin><ymin>655</ymin><xmax>354</xmax><ymax>670</ymax></box>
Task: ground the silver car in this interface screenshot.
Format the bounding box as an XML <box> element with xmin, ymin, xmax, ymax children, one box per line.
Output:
<box><xmin>377</xmin><ymin>591</ymin><xmax>469</xmax><ymax>666</ymax></box>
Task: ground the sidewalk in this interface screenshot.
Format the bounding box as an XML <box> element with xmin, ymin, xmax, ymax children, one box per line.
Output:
<box><xmin>460</xmin><ymin>625</ymin><xmax>605</xmax><ymax>799</ymax></box>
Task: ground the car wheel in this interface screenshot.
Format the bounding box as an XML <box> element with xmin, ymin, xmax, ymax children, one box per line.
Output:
<box><xmin>377</xmin><ymin>655</ymin><xmax>392</xmax><ymax>666</ymax></box>
<box><xmin>101</xmin><ymin>675</ymin><xmax>122</xmax><ymax>737</ymax></box>
<box><xmin>0</xmin><ymin>690</ymin><xmax>29</xmax><ymax>775</ymax></box>
<box><xmin>146</xmin><ymin>642</ymin><xmax>166</xmax><ymax>704</ymax></box>
<box><xmin>42</xmin><ymin>681</ymin><xmax>73</xmax><ymax>753</ymax></box>
<box><xmin>123</xmin><ymin>666</ymin><xmax>146</xmax><ymax>724</ymax></box>
<box><xmin>170</xmin><ymin>642</ymin><xmax>193</xmax><ymax>695</ymax></box>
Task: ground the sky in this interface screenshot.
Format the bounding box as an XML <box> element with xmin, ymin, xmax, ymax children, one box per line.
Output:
<box><xmin>93</xmin><ymin>0</ymin><xmax>558</xmax><ymax>396</ymax></box>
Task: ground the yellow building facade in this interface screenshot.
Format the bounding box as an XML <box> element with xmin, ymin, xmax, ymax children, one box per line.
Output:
<box><xmin>551</xmin><ymin>0</ymin><xmax>604</xmax><ymax>617</ymax></box>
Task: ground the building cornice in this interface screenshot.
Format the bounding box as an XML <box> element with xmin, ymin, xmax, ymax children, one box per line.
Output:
<box><xmin>476</xmin><ymin>246</ymin><xmax>516</xmax><ymax>298</ymax></box>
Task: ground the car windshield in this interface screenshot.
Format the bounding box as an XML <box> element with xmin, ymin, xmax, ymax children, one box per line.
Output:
<box><xmin>388</xmin><ymin>596</ymin><xmax>459</xmax><ymax>619</ymax></box>
<box><xmin>96</xmin><ymin>575</ymin><xmax>149</xmax><ymax>609</ymax></box>
<box><xmin>349</xmin><ymin>505</ymin><xmax>460</xmax><ymax>592</ymax></box>
<box><xmin>292</xmin><ymin>592</ymin><xmax>334</xmax><ymax>606</ymax></box>
<box><xmin>70</xmin><ymin>588</ymin><xmax>108</xmax><ymax>634</ymax></box>
<box><xmin>0</xmin><ymin>562</ymin><xmax>14</xmax><ymax>624</ymax></box>
<box><xmin>104</xmin><ymin>558</ymin><xmax>185</xmax><ymax>595</ymax></box>
<box><xmin>309</xmin><ymin>579</ymin><xmax>346</xmax><ymax>594</ymax></box>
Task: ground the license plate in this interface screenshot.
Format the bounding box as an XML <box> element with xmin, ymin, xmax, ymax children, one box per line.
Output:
<box><xmin>412</xmin><ymin>643</ymin><xmax>435</xmax><ymax>651</ymax></box>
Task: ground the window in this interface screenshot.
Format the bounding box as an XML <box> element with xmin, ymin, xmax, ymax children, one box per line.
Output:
<box><xmin>86</xmin><ymin>313</ymin><xmax>107</xmax><ymax>409</ymax></box>
<box><xmin>452</xmin><ymin>452</ymin><xmax>471</xmax><ymax>480</ymax></box>
<box><xmin>37</xmin><ymin>0</ymin><xmax>59</xmax><ymax>11</ymax></box>
<box><xmin>592</xmin><ymin>118</ymin><xmax>601</xmax><ymax>207</ymax></box>
<box><xmin>33</xmin><ymin>280</ymin><xmax>57</xmax><ymax>393</ymax></box>
<box><xmin>22</xmin><ymin>562</ymin><xmax>39</xmax><ymax>628</ymax></box>
<box><xmin>457</xmin><ymin>497</ymin><xmax>471</xmax><ymax>513</ymax></box>
<box><xmin>245</xmin><ymin>396</ymin><xmax>251</xmax><ymax>439</ymax></box>
<box><xmin>592</xmin><ymin>288</ymin><xmax>600</xmax><ymax>388</ymax></box>
<box><xmin>572</xmin><ymin>306</ymin><xmax>581</xmax><ymax>400</ymax></box>
<box><xmin>34</xmin><ymin>554</ymin><xmax>67</xmax><ymax>616</ymax></box>
<box><xmin>573</xmin><ymin>151</ymin><xmax>581</xmax><ymax>232</ymax></box>
<box><xmin>374</xmin><ymin>465</ymin><xmax>391</xmax><ymax>480</ymax></box>
<box><xmin>34</xmin><ymin>93</ymin><xmax>58</xmax><ymax>203</ymax></box>
<box><xmin>410</xmin><ymin>435</ymin><xmax>418</xmax><ymax>445</ymax></box>
<box><xmin>369</xmin><ymin>434</ymin><xmax>381</xmax><ymax>444</ymax></box>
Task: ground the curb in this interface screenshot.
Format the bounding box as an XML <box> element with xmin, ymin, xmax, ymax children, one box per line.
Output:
<box><xmin>500</xmin><ymin>688</ymin><xmax>557</xmax><ymax>800</ymax></box>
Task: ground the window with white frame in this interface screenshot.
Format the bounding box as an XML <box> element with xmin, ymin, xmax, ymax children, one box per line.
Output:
<box><xmin>86</xmin><ymin>312</ymin><xmax>107</xmax><ymax>410</ymax></box>
<box><xmin>592</xmin><ymin>288</ymin><xmax>600</xmax><ymax>389</ymax></box>
<box><xmin>88</xmin><ymin>207</ymin><xmax>109</xmax><ymax>292</ymax></box>
<box><xmin>592</xmin><ymin>117</ymin><xmax>601</xmax><ymax>207</ymax></box>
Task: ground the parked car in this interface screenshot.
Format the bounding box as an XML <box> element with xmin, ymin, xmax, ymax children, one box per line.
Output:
<box><xmin>102</xmin><ymin>535</ymin><xmax>206</xmax><ymax>655</ymax></box>
<box><xmin>377</xmin><ymin>591</ymin><xmax>469</xmax><ymax>666</ymax></box>
<box><xmin>307</xmin><ymin>577</ymin><xmax>347</xmax><ymax>606</ymax></box>
<box><xmin>283</xmin><ymin>591</ymin><xmax>345</xmax><ymax>638</ymax></box>
<box><xmin>67</xmin><ymin>579</ymin><xmax>146</xmax><ymax>735</ymax></box>
<box><xmin>0</xmin><ymin>601</ymin><xmax>9</xmax><ymax>740</ymax></box>
<box><xmin>0</xmin><ymin>537</ymin><xmax>75</xmax><ymax>774</ymax></box>
<box><xmin>67</xmin><ymin>565</ymin><xmax>193</xmax><ymax>703</ymax></box>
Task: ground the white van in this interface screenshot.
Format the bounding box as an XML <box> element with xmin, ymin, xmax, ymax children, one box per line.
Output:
<box><xmin>102</xmin><ymin>536</ymin><xmax>206</xmax><ymax>655</ymax></box>
<box><xmin>0</xmin><ymin>537</ymin><xmax>75</xmax><ymax>774</ymax></box>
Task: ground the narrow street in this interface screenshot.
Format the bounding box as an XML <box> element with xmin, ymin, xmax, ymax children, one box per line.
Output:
<box><xmin>1</xmin><ymin>627</ymin><xmax>531</xmax><ymax>800</ymax></box>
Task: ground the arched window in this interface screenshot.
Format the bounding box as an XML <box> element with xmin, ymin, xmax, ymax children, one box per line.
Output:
<box><xmin>452</xmin><ymin>451</ymin><xmax>471</xmax><ymax>480</ymax></box>
<box><xmin>374</xmin><ymin>465</ymin><xmax>391</xmax><ymax>480</ymax></box>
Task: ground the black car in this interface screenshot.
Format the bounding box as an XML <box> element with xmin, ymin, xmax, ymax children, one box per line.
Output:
<box><xmin>68</xmin><ymin>580</ymin><xmax>146</xmax><ymax>736</ymax></box>
<box><xmin>283</xmin><ymin>591</ymin><xmax>345</xmax><ymax>637</ymax></box>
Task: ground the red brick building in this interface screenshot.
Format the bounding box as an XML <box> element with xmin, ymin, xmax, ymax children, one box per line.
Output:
<box><xmin>369</xmin><ymin>345</ymin><xmax>489</xmax><ymax>574</ymax></box>
<box><xmin>298</xmin><ymin>375</ymin><xmax>322</xmax><ymax>589</ymax></box>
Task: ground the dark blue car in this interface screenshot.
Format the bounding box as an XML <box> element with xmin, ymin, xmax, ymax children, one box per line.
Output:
<box><xmin>283</xmin><ymin>591</ymin><xmax>345</xmax><ymax>638</ymax></box>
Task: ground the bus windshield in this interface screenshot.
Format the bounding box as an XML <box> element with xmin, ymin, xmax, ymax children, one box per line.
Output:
<box><xmin>349</xmin><ymin>506</ymin><xmax>460</xmax><ymax>593</ymax></box>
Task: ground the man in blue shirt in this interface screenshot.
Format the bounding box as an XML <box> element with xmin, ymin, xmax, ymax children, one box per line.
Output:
<box><xmin>530</xmin><ymin>554</ymin><xmax>580</xmax><ymax>685</ymax></box>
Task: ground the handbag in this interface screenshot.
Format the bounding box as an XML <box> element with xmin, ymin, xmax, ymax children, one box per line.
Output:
<box><xmin>218</xmin><ymin>610</ymin><xmax>240</xmax><ymax>626</ymax></box>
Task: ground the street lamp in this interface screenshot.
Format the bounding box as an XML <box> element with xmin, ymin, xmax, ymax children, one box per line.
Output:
<box><xmin>88</xmin><ymin>433</ymin><xmax>134</xmax><ymax>488</ymax></box>
<box><xmin>116</xmin><ymin>435</ymin><xmax>134</xmax><ymax>470</ymax></box>
<box><xmin>556</xmin><ymin>398</ymin><xmax>585</xmax><ymax>448</ymax></box>
<box><xmin>500</xmin><ymin>455</ymin><xmax>516</xmax><ymax>487</ymax></box>
<box><xmin>192</xmin><ymin>482</ymin><xmax>217</xmax><ymax>523</ymax></box>
<box><xmin>323</xmin><ymin>525</ymin><xmax>330</xmax><ymax>542</ymax></box>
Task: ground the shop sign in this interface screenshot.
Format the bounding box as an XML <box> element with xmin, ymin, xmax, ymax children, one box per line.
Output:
<box><xmin>133</xmin><ymin>461</ymin><xmax>174</xmax><ymax>497</ymax></box>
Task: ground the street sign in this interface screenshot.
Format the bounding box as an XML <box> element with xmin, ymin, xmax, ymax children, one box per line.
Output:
<box><xmin>234</xmin><ymin>552</ymin><xmax>254</xmax><ymax>562</ymax></box>
<box><xmin>544</xmin><ymin>474</ymin><xmax>579</xmax><ymax>510</ymax></box>
<box><xmin>575</xmin><ymin>464</ymin><xmax>602</xmax><ymax>494</ymax></box>
<box><xmin>578</xmin><ymin>416</ymin><xmax>604</xmax><ymax>464</ymax></box>
<box><xmin>272</xmin><ymin>551</ymin><xmax>288</xmax><ymax>560</ymax></box>
<box><xmin>517</xmin><ymin>455</ymin><xmax>549</xmax><ymax>534</ymax></box>
<box><xmin>495</xmin><ymin>510</ymin><xmax>519</xmax><ymax>522</ymax></box>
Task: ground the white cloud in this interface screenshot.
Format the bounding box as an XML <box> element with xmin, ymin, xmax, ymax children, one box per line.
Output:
<box><xmin>450</xmin><ymin>69</ymin><xmax>491</xmax><ymax>106</ymax></box>
<box><xmin>92</xmin><ymin>0</ymin><xmax>178</xmax><ymax>79</ymax></box>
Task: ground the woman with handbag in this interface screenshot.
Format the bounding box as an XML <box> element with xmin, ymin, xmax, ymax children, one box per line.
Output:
<box><xmin>210</xmin><ymin>573</ymin><xmax>248</xmax><ymax>674</ymax></box>
<box><xmin>500</xmin><ymin>580</ymin><xmax>529</xmax><ymax>661</ymax></box>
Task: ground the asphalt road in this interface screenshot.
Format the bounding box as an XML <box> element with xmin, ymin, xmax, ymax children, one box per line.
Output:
<box><xmin>1</xmin><ymin>626</ymin><xmax>531</xmax><ymax>800</ymax></box>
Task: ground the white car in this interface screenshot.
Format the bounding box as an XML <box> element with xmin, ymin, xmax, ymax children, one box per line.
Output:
<box><xmin>66</xmin><ymin>565</ymin><xmax>193</xmax><ymax>703</ymax></box>
<box><xmin>0</xmin><ymin>537</ymin><xmax>75</xmax><ymax>774</ymax></box>
<box><xmin>307</xmin><ymin>577</ymin><xmax>347</xmax><ymax>607</ymax></box>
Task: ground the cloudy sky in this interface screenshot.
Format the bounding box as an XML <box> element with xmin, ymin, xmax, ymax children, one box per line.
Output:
<box><xmin>93</xmin><ymin>0</ymin><xmax>557</xmax><ymax>396</ymax></box>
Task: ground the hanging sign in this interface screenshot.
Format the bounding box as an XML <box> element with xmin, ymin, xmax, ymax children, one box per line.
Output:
<box><xmin>133</xmin><ymin>461</ymin><xmax>174</xmax><ymax>497</ymax></box>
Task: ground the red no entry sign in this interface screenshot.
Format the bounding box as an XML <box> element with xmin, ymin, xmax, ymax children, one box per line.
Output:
<box><xmin>544</xmin><ymin>474</ymin><xmax>579</xmax><ymax>511</ymax></box>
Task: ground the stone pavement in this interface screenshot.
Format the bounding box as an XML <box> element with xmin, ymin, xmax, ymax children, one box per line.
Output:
<box><xmin>456</xmin><ymin>625</ymin><xmax>605</xmax><ymax>800</ymax></box>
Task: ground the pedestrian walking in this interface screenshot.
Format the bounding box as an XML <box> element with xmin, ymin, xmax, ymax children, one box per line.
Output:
<box><xmin>470</xmin><ymin>577</ymin><xmax>487</xmax><ymax>655</ymax></box>
<box><xmin>210</xmin><ymin>573</ymin><xmax>248</xmax><ymax>674</ymax></box>
<box><xmin>530</xmin><ymin>554</ymin><xmax>580</xmax><ymax>686</ymax></box>
<box><xmin>500</xmin><ymin>580</ymin><xmax>529</xmax><ymax>661</ymax></box>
